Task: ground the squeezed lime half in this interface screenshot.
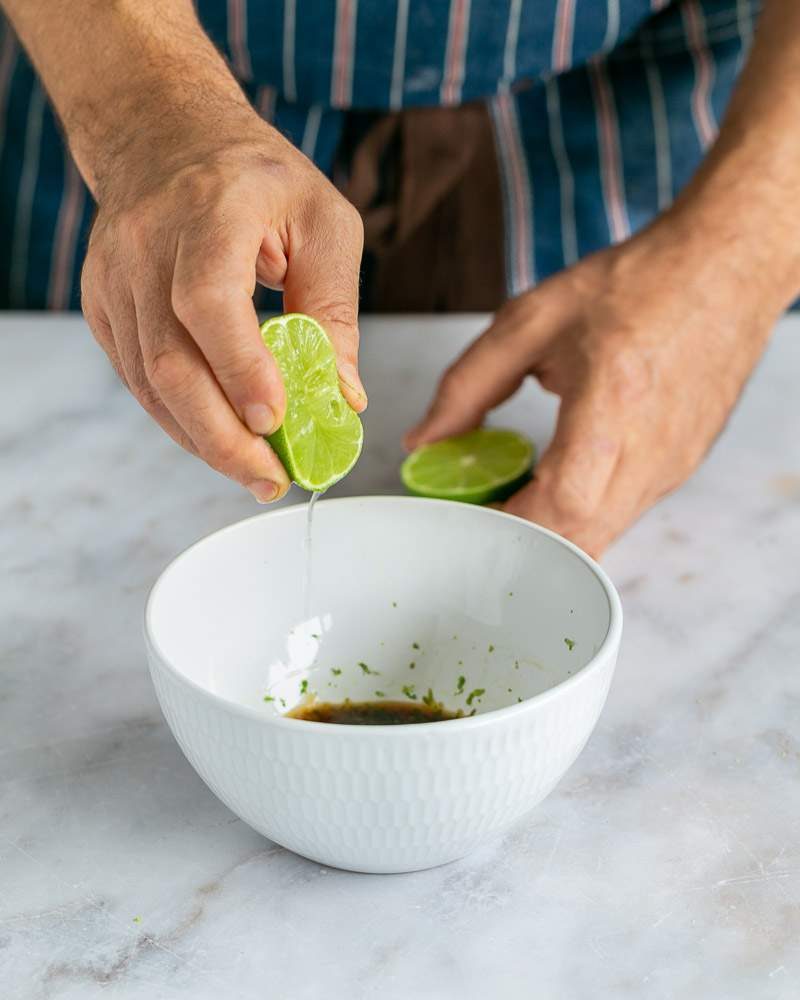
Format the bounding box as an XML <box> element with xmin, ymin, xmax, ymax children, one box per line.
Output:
<box><xmin>260</xmin><ymin>314</ymin><xmax>363</xmax><ymax>492</ymax></box>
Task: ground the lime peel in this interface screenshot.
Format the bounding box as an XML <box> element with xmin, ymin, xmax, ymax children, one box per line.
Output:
<box><xmin>260</xmin><ymin>314</ymin><xmax>363</xmax><ymax>492</ymax></box>
<box><xmin>401</xmin><ymin>428</ymin><xmax>535</xmax><ymax>505</ymax></box>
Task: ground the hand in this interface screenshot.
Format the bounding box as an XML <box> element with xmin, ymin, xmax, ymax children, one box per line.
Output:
<box><xmin>406</xmin><ymin>215</ymin><xmax>781</xmax><ymax>556</ymax></box>
<box><xmin>81</xmin><ymin>102</ymin><xmax>366</xmax><ymax>503</ymax></box>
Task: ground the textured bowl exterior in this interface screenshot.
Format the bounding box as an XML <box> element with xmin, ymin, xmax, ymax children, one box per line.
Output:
<box><xmin>147</xmin><ymin>640</ymin><xmax>618</xmax><ymax>874</ymax></box>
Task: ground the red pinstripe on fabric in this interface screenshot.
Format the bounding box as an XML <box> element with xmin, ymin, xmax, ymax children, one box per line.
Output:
<box><xmin>227</xmin><ymin>0</ymin><xmax>252</xmax><ymax>80</ymax></box>
<box><xmin>492</xmin><ymin>93</ymin><xmax>534</xmax><ymax>295</ymax></box>
<box><xmin>47</xmin><ymin>157</ymin><xmax>85</xmax><ymax>310</ymax></box>
<box><xmin>588</xmin><ymin>58</ymin><xmax>630</xmax><ymax>243</ymax></box>
<box><xmin>257</xmin><ymin>85</ymin><xmax>277</xmax><ymax>122</ymax></box>
<box><xmin>331</xmin><ymin>0</ymin><xmax>358</xmax><ymax>108</ymax></box>
<box><xmin>552</xmin><ymin>0</ymin><xmax>576</xmax><ymax>74</ymax></box>
<box><xmin>440</xmin><ymin>0</ymin><xmax>471</xmax><ymax>106</ymax></box>
<box><xmin>682</xmin><ymin>0</ymin><xmax>717</xmax><ymax>149</ymax></box>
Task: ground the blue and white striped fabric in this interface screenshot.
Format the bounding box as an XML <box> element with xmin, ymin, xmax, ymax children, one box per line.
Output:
<box><xmin>0</xmin><ymin>0</ymin><xmax>760</xmax><ymax>309</ymax></box>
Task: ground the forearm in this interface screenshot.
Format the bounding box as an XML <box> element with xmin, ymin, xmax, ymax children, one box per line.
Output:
<box><xmin>0</xmin><ymin>0</ymin><xmax>249</xmax><ymax>197</ymax></box>
<box><xmin>669</xmin><ymin>0</ymin><xmax>800</xmax><ymax>312</ymax></box>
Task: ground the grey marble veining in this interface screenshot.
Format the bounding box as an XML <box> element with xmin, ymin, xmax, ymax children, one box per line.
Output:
<box><xmin>1</xmin><ymin>314</ymin><xmax>799</xmax><ymax>1000</ymax></box>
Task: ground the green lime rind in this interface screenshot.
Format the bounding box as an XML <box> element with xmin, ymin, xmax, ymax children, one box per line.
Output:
<box><xmin>260</xmin><ymin>314</ymin><xmax>363</xmax><ymax>492</ymax></box>
<box><xmin>401</xmin><ymin>428</ymin><xmax>535</xmax><ymax>505</ymax></box>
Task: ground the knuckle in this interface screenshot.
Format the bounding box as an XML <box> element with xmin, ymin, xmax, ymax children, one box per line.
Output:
<box><xmin>549</xmin><ymin>475</ymin><xmax>598</xmax><ymax>523</ymax></box>
<box><xmin>171</xmin><ymin>281</ymin><xmax>228</xmax><ymax>325</ymax></box>
<box><xmin>604</xmin><ymin>342</ymin><xmax>654</xmax><ymax>402</ymax></box>
<box><xmin>199</xmin><ymin>431</ymin><xmax>242</xmax><ymax>478</ymax></box>
<box><xmin>215</xmin><ymin>351</ymin><xmax>267</xmax><ymax>389</ymax></box>
<box><xmin>144</xmin><ymin>346</ymin><xmax>190</xmax><ymax>397</ymax></box>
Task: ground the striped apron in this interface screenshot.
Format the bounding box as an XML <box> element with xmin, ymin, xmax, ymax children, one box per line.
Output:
<box><xmin>0</xmin><ymin>0</ymin><xmax>759</xmax><ymax>311</ymax></box>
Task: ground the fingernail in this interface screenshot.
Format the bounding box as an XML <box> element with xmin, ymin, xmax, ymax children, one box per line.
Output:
<box><xmin>244</xmin><ymin>403</ymin><xmax>277</xmax><ymax>436</ymax></box>
<box><xmin>339</xmin><ymin>365</ymin><xmax>367</xmax><ymax>402</ymax></box>
<box><xmin>248</xmin><ymin>480</ymin><xmax>279</xmax><ymax>504</ymax></box>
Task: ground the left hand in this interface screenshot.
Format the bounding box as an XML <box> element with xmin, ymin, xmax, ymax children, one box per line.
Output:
<box><xmin>405</xmin><ymin>214</ymin><xmax>782</xmax><ymax>557</ymax></box>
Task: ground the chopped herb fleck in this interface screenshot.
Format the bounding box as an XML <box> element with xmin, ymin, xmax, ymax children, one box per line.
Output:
<box><xmin>280</xmin><ymin>698</ymin><xmax>287</xmax><ymax>709</ymax></box>
<box><xmin>466</xmin><ymin>688</ymin><xmax>486</xmax><ymax>706</ymax></box>
<box><xmin>452</xmin><ymin>635</ymin><xmax>457</xmax><ymax>641</ymax></box>
<box><xmin>359</xmin><ymin>661</ymin><xmax>379</xmax><ymax>675</ymax></box>
<box><xmin>456</xmin><ymin>675</ymin><xmax>466</xmax><ymax>694</ymax></box>
<box><xmin>409</xmin><ymin>661</ymin><xmax>416</xmax><ymax>670</ymax></box>
<box><xmin>421</xmin><ymin>687</ymin><xmax>437</xmax><ymax>708</ymax></box>
<box><xmin>514</xmin><ymin>660</ymin><xmax>520</xmax><ymax>670</ymax></box>
<box><xmin>412</xmin><ymin>642</ymin><xmax>420</xmax><ymax>650</ymax></box>
<box><xmin>311</xmin><ymin>633</ymin><xmax>320</xmax><ymax>640</ymax></box>
<box><xmin>331</xmin><ymin>667</ymin><xmax>342</xmax><ymax>676</ymax></box>
<box><xmin>488</xmin><ymin>644</ymin><xmax>495</xmax><ymax>653</ymax></box>
<box><xmin>508</xmin><ymin>592</ymin><xmax>513</xmax><ymax>597</ymax></box>
<box><xmin>392</xmin><ymin>601</ymin><xmax>397</xmax><ymax>608</ymax></box>
<box><xmin>402</xmin><ymin>684</ymin><xmax>417</xmax><ymax>700</ymax></box>
<box><xmin>263</xmin><ymin>695</ymin><xmax>275</xmax><ymax>703</ymax></box>
<box><xmin>564</xmin><ymin>637</ymin><xmax>576</xmax><ymax>651</ymax></box>
<box><xmin>507</xmin><ymin>688</ymin><xmax>513</xmax><ymax>693</ymax></box>
<box><xmin>374</xmin><ymin>690</ymin><xmax>385</xmax><ymax>698</ymax></box>
<box><xmin>517</xmin><ymin>696</ymin><xmax>523</xmax><ymax>703</ymax></box>
<box><xmin>133</xmin><ymin>916</ymin><xmax>141</xmax><ymax>924</ymax></box>
<box><xmin>458</xmin><ymin>660</ymin><xmax>463</xmax><ymax>666</ymax></box>
<box><xmin>299</xmin><ymin>679</ymin><xmax>308</xmax><ymax>695</ymax></box>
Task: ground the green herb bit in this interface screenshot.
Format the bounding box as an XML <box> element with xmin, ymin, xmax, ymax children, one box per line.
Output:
<box><xmin>280</xmin><ymin>698</ymin><xmax>287</xmax><ymax>709</ymax></box>
<box><xmin>374</xmin><ymin>690</ymin><xmax>385</xmax><ymax>698</ymax></box>
<box><xmin>514</xmin><ymin>660</ymin><xmax>520</xmax><ymax>670</ymax></box>
<box><xmin>456</xmin><ymin>675</ymin><xmax>466</xmax><ymax>694</ymax></box>
<box><xmin>421</xmin><ymin>688</ymin><xmax>437</xmax><ymax>708</ymax></box>
<box><xmin>458</xmin><ymin>660</ymin><xmax>463</xmax><ymax>666</ymax></box>
<box><xmin>508</xmin><ymin>592</ymin><xmax>514</xmax><ymax>597</ymax></box>
<box><xmin>402</xmin><ymin>684</ymin><xmax>417</xmax><ymax>700</ymax></box>
<box><xmin>488</xmin><ymin>644</ymin><xmax>495</xmax><ymax>653</ymax></box>
<box><xmin>392</xmin><ymin>601</ymin><xmax>397</xmax><ymax>608</ymax></box>
<box><xmin>133</xmin><ymin>916</ymin><xmax>141</xmax><ymax>924</ymax></box>
<box><xmin>564</xmin><ymin>637</ymin><xmax>576</xmax><ymax>651</ymax></box>
<box><xmin>331</xmin><ymin>667</ymin><xmax>342</xmax><ymax>676</ymax></box>
<box><xmin>263</xmin><ymin>695</ymin><xmax>275</xmax><ymax>703</ymax></box>
<box><xmin>359</xmin><ymin>662</ymin><xmax>379</xmax><ymax>675</ymax></box>
<box><xmin>409</xmin><ymin>661</ymin><xmax>416</xmax><ymax>670</ymax></box>
<box><xmin>466</xmin><ymin>688</ymin><xmax>485</xmax><ymax>706</ymax></box>
<box><xmin>311</xmin><ymin>633</ymin><xmax>320</xmax><ymax>639</ymax></box>
<box><xmin>412</xmin><ymin>642</ymin><xmax>420</xmax><ymax>650</ymax></box>
<box><xmin>517</xmin><ymin>696</ymin><xmax>523</xmax><ymax>703</ymax></box>
<box><xmin>299</xmin><ymin>679</ymin><xmax>308</xmax><ymax>695</ymax></box>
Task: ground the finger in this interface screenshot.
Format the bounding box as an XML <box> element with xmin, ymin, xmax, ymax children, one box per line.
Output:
<box><xmin>110</xmin><ymin>301</ymin><xmax>203</xmax><ymax>458</ymax></box>
<box><xmin>135</xmin><ymin>287</ymin><xmax>291</xmax><ymax>502</ymax></box>
<box><xmin>502</xmin><ymin>384</ymin><xmax>622</xmax><ymax>551</ymax></box>
<box><xmin>172</xmin><ymin>220</ymin><xmax>287</xmax><ymax>437</ymax></box>
<box><xmin>405</xmin><ymin>289</ymin><xmax>567</xmax><ymax>450</ymax></box>
<box><xmin>256</xmin><ymin>228</ymin><xmax>289</xmax><ymax>290</ymax></box>
<box><xmin>282</xmin><ymin>198</ymin><xmax>367</xmax><ymax>412</ymax></box>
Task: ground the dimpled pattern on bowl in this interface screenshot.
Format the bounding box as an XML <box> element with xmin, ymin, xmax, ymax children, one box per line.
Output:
<box><xmin>149</xmin><ymin>655</ymin><xmax>614</xmax><ymax>872</ymax></box>
<box><xmin>144</xmin><ymin>497</ymin><xmax>622</xmax><ymax>874</ymax></box>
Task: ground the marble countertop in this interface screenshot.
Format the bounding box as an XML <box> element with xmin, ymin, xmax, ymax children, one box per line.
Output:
<box><xmin>2</xmin><ymin>313</ymin><xmax>799</xmax><ymax>1000</ymax></box>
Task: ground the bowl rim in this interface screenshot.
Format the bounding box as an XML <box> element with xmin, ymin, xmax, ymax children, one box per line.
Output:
<box><xmin>144</xmin><ymin>496</ymin><xmax>623</xmax><ymax>734</ymax></box>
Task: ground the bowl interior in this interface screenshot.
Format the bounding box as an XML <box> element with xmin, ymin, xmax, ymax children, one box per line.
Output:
<box><xmin>147</xmin><ymin>498</ymin><xmax>613</xmax><ymax>719</ymax></box>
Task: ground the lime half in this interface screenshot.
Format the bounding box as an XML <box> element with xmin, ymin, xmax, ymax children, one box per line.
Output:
<box><xmin>401</xmin><ymin>428</ymin><xmax>535</xmax><ymax>505</ymax></box>
<box><xmin>260</xmin><ymin>314</ymin><xmax>363</xmax><ymax>492</ymax></box>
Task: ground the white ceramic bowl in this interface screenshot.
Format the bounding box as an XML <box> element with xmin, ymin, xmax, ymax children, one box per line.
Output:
<box><xmin>145</xmin><ymin>497</ymin><xmax>622</xmax><ymax>873</ymax></box>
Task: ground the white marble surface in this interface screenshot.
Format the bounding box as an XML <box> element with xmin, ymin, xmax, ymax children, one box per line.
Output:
<box><xmin>2</xmin><ymin>313</ymin><xmax>799</xmax><ymax>1000</ymax></box>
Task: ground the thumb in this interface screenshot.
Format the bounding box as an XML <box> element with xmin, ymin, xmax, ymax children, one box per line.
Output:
<box><xmin>282</xmin><ymin>202</ymin><xmax>367</xmax><ymax>412</ymax></box>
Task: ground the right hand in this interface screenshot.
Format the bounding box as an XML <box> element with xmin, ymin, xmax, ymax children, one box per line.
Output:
<box><xmin>81</xmin><ymin>106</ymin><xmax>367</xmax><ymax>503</ymax></box>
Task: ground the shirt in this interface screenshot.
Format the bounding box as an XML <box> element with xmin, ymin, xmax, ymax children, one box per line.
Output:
<box><xmin>0</xmin><ymin>0</ymin><xmax>759</xmax><ymax>309</ymax></box>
